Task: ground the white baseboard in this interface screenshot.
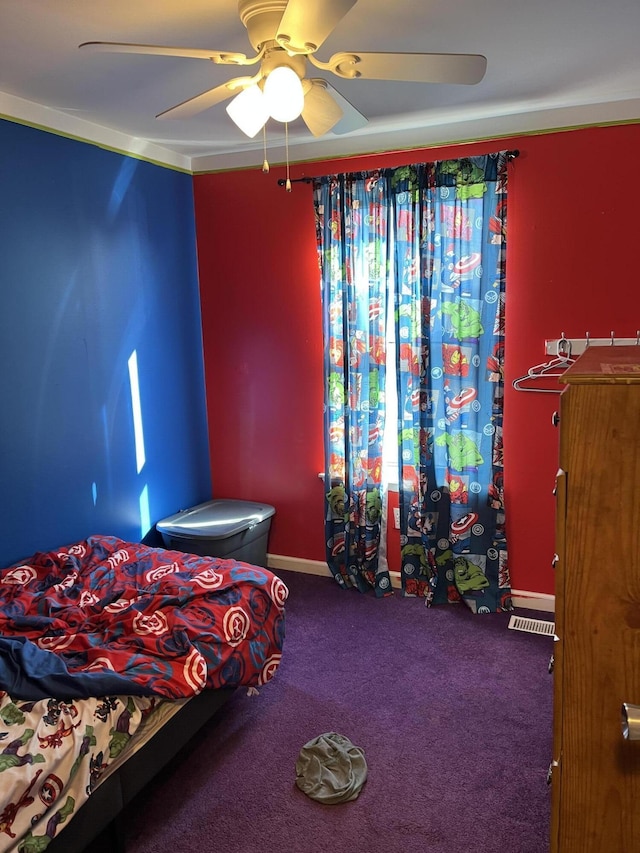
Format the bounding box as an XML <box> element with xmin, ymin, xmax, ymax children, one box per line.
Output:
<box><xmin>266</xmin><ymin>554</ymin><xmax>555</xmax><ymax>613</ymax></box>
<box><xmin>267</xmin><ymin>554</ymin><xmax>333</xmax><ymax>578</ymax></box>
<box><xmin>511</xmin><ymin>589</ymin><xmax>556</xmax><ymax>613</ymax></box>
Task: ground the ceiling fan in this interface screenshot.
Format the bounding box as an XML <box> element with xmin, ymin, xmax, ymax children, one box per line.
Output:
<box><xmin>79</xmin><ymin>0</ymin><xmax>487</xmax><ymax>139</ymax></box>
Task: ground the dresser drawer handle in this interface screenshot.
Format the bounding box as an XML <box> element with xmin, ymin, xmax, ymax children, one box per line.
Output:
<box><xmin>622</xmin><ymin>703</ymin><xmax>640</xmax><ymax>740</ymax></box>
<box><xmin>551</xmin><ymin>554</ymin><xmax>559</xmax><ymax>569</ymax></box>
<box><xmin>551</xmin><ymin>411</ymin><xmax>560</xmax><ymax>427</ymax></box>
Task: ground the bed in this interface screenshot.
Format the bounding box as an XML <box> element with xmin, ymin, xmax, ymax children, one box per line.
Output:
<box><xmin>0</xmin><ymin>534</ymin><xmax>288</xmax><ymax>853</ymax></box>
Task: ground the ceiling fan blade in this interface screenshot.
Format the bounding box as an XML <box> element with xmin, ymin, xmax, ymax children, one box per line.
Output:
<box><xmin>79</xmin><ymin>41</ymin><xmax>251</xmax><ymax>66</ymax></box>
<box><xmin>276</xmin><ymin>0</ymin><xmax>358</xmax><ymax>54</ymax></box>
<box><xmin>322</xmin><ymin>83</ymin><xmax>368</xmax><ymax>135</ymax></box>
<box><xmin>156</xmin><ymin>77</ymin><xmax>254</xmax><ymax>120</ymax></box>
<box><xmin>301</xmin><ymin>80</ymin><xmax>343</xmax><ymax>136</ymax></box>
<box><xmin>320</xmin><ymin>51</ymin><xmax>487</xmax><ymax>85</ymax></box>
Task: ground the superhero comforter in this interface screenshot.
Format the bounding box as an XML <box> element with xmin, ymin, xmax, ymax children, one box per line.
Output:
<box><xmin>0</xmin><ymin>535</ymin><xmax>288</xmax><ymax>700</ymax></box>
<box><xmin>0</xmin><ymin>535</ymin><xmax>288</xmax><ymax>851</ymax></box>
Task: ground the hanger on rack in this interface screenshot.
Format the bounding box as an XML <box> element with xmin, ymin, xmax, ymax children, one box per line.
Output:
<box><xmin>512</xmin><ymin>334</ymin><xmax>576</xmax><ymax>393</ymax></box>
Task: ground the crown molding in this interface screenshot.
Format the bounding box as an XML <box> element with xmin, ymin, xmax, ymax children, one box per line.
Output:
<box><xmin>0</xmin><ymin>91</ymin><xmax>192</xmax><ymax>173</ymax></box>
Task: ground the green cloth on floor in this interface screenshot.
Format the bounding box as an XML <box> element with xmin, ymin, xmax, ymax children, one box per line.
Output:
<box><xmin>295</xmin><ymin>732</ymin><xmax>368</xmax><ymax>804</ymax></box>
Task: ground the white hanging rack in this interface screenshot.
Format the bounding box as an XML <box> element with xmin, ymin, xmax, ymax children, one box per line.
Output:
<box><xmin>545</xmin><ymin>331</ymin><xmax>640</xmax><ymax>357</ymax></box>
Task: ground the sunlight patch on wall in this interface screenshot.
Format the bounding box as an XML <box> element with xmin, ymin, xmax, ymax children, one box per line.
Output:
<box><xmin>129</xmin><ymin>350</ymin><xmax>151</xmax><ymax>538</ymax></box>
<box><xmin>139</xmin><ymin>485</ymin><xmax>150</xmax><ymax>539</ymax></box>
<box><xmin>128</xmin><ymin>350</ymin><xmax>146</xmax><ymax>474</ymax></box>
<box><xmin>107</xmin><ymin>157</ymin><xmax>139</xmax><ymax>221</ymax></box>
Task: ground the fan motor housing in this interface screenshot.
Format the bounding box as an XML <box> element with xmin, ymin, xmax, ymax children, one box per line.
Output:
<box><xmin>261</xmin><ymin>46</ymin><xmax>306</xmax><ymax>78</ymax></box>
<box><xmin>238</xmin><ymin>0</ymin><xmax>288</xmax><ymax>51</ymax></box>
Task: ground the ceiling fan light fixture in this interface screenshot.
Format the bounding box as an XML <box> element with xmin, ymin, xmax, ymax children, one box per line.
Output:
<box><xmin>263</xmin><ymin>65</ymin><xmax>304</xmax><ymax>122</ymax></box>
<box><xmin>81</xmin><ymin>0</ymin><xmax>491</xmax><ymax>142</ymax></box>
<box><xmin>225</xmin><ymin>84</ymin><xmax>269</xmax><ymax>137</ymax></box>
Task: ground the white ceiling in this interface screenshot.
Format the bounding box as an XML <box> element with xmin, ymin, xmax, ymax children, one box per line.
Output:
<box><xmin>1</xmin><ymin>0</ymin><xmax>639</xmax><ymax>173</ymax></box>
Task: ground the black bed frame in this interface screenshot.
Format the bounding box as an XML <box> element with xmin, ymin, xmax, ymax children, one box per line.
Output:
<box><xmin>46</xmin><ymin>687</ymin><xmax>236</xmax><ymax>853</ymax></box>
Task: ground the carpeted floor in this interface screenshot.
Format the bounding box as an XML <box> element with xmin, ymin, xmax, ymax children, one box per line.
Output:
<box><xmin>120</xmin><ymin>569</ymin><xmax>554</xmax><ymax>853</ymax></box>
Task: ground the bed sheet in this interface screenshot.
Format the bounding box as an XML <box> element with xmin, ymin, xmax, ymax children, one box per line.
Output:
<box><xmin>0</xmin><ymin>690</ymin><xmax>156</xmax><ymax>853</ymax></box>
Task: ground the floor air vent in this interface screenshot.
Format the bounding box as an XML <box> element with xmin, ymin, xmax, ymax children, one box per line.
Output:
<box><xmin>508</xmin><ymin>615</ymin><xmax>555</xmax><ymax>636</ymax></box>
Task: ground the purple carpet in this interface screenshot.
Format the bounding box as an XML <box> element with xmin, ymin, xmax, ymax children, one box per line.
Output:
<box><xmin>122</xmin><ymin>570</ymin><xmax>553</xmax><ymax>853</ymax></box>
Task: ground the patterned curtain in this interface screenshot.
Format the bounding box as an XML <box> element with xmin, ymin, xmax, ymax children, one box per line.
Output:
<box><xmin>314</xmin><ymin>173</ymin><xmax>393</xmax><ymax>597</ymax></box>
<box><xmin>392</xmin><ymin>154</ymin><xmax>511</xmax><ymax>612</ymax></box>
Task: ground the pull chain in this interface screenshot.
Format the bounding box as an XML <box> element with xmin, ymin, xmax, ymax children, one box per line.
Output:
<box><xmin>285</xmin><ymin>122</ymin><xmax>291</xmax><ymax>191</ymax></box>
<box><xmin>262</xmin><ymin>124</ymin><xmax>269</xmax><ymax>173</ymax></box>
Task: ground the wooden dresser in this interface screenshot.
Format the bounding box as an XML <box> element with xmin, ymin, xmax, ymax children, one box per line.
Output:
<box><xmin>551</xmin><ymin>346</ymin><xmax>640</xmax><ymax>852</ymax></box>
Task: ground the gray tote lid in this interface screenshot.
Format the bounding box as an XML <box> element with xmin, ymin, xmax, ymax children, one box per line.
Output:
<box><xmin>156</xmin><ymin>499</ymin><xmax>275</xmax><ymax>540</ymax></box>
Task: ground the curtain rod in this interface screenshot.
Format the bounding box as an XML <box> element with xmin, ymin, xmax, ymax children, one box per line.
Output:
<box><xmin>276</xmin><ymin>177</ymin><xmax>313</xmax><ymax>186</ymax></box>
<box><xmin>277</xmin><ymin>150</ymin><xmax>520</xmax><ymax>187</ymax></box>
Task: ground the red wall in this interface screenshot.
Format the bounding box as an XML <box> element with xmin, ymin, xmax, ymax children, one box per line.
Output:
<box><xmin>194</xmin><ymin>123</ymin><xmax>640</xmax><ymax>595</ymax></box>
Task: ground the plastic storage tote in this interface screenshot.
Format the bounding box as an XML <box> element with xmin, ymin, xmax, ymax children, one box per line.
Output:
<box><xmin>156</xmin><ymin>498</ymin><xmax>275</xmax><ymax>567</ymax></box>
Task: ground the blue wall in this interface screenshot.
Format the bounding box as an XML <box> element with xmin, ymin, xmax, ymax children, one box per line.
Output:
<box><xmin>0</xmin><ymin>120</ymin><xmax>211</xmax><ymax>566</ymax></box>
